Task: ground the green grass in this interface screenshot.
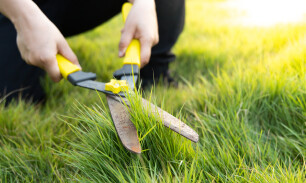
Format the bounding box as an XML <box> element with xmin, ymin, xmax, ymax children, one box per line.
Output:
<box><xmin>1</xmin><ymin>0</ymin><xmax>305</xmax><ymax>182</ymax></box>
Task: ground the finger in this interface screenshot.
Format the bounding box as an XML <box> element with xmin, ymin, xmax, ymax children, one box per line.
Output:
<box><xmin>44</xmin><ymin>55</ymin><xmax>62</xmax><ymax>82</ymax></box>
<box><xmin>153</xmin><ymin>33</ymin><xmax>159</xmax><ymax>46</ymax></box>
<box><xmin>139</xmin><ymin>38</ymin><xmax>152</xmax><ymax>67</ymax></box>
<box><xmin>57</xmin><ymin>39</ymin><xmax>81</xmax><ymax>69</ymax></box>
<box><xmin>119</xmin><ymin>25</ymin><xmax>135</xmax><ymax>57</ymax></box>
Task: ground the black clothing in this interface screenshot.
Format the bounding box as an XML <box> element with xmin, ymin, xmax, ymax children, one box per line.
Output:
<box><xmin>0</xmin><ymin>0</ymin><xmax>185</xmax><ymax>104</ymax></box>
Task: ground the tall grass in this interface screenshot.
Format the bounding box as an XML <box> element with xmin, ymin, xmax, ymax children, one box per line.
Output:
<box><xmin>0</xmin><ymin>0</ymin><xmax>305</xmax><ymax>182</ymax></box>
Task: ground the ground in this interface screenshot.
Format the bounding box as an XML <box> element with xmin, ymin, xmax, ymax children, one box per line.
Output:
<box><xmin>0</xmin><ymin>0</ymin><xmax>305</xmax><ymax>182</ymax></box>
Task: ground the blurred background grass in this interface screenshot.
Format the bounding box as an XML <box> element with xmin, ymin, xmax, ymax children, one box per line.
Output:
<box><xmin>1</xmin><ymin>0</ymin><xmax>305</xmax><ymax>182</ymax></box>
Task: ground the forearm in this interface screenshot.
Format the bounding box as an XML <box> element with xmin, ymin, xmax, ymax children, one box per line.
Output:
<box><xmin>0</xmin><ymin>0</ymin><xmax>45</xmax><ymax>30</ymax></box>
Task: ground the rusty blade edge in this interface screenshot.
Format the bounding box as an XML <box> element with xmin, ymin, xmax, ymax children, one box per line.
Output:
<box><xmin>106</xmin><ymin>95</ymin><xmax>141</xmax><ymax>154</ymax></box>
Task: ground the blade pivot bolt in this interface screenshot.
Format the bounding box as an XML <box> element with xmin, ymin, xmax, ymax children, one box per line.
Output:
<box><xmin>105</xmin><ymin>79</ymin><xmax>129</xmax><ymax>94</ymax></box>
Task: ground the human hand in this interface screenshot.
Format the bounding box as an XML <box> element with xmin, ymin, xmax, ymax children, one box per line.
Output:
<box><xmin>119</xmin><ymin>0</ymin><xmax>159</xmax><ymax>67</ymax></box>
<box><xmin>13</xmin><ymin>7</ymin><xmax>80</xmax><ymax>82</ymax></box>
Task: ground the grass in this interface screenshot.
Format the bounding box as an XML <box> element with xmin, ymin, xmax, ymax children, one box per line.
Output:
<box><xmin>1</xmin><ymin>0</ymin><xmax>305</xmax><ymax>182</ymax></box>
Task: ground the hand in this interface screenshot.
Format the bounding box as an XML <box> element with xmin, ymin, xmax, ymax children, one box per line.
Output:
<box><xmin>119</xmin><ymin>0</ymin><xmax>159</xmax><ymax>67</ymax></box>
<box><xmin>14</xmin><ymin>7</ymin><xmax>80</xmax><ymax>82</ymax></box>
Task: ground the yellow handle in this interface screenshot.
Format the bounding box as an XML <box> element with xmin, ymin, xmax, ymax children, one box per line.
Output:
<box><xmin>122</xmin><ymin>3</ymin><xmax>141</xmax><ymax>67</ymax></box>
<box><xmin>56</xmin><ymin>54</ymin><xmax>80</xmax><ymax>79</ymax></box>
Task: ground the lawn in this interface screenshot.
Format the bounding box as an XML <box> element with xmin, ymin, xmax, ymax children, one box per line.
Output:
<box><xmin>1</xmin><ymin>0</ymin><xmax>305</xmax><ymax>182</ymax></box>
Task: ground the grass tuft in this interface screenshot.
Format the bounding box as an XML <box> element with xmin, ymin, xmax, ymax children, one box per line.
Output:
<box><xmin>1</xmin><ymin>0</ymin><xmax>305</xmax><ymax>182</ymax></box>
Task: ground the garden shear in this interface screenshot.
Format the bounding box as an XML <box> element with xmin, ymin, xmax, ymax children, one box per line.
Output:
<box><xmin>56</xmin><ymin>3</ymin><xmax>199</xmax><ymax>154</ymax></box>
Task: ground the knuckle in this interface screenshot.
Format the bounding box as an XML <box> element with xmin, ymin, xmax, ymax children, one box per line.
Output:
<box><xmin>154</xmin><ymin>36</ymin><xmax>159</xmax><ymax>45</ymax></box>
<box><xmin>121</xmin><ymin>28</ymin><xmax>127</xmax><ymax>34</ymax></box>
<box><xmin>38</xmin><ymin>54</ymin><xmax>53</xmax><ymax>65</ymax></box>
<box><xmin>26</xmin><ymin>52</ymin><xmax>55</xmax><ymax>68</ymax></box>
<box><xmin>21</xmin><ymin>54</ymin><xmax>30</xmax><ymax>64</ymax></box>
<box><xmin>51</xmin><ymin>76</ymin><xmax>59</xmax><ymax>82</ymax></box>
<box><xmin>72</xmin><ymin>55</ymin><xmax>78</xmax><ymax>63</ymax></box>
<box><xmin>68</xmin><ymin>52</ymin><xmax>78</xmax><ymax>62</ymax></box>
<box><xmin>142</xmin><ymin>59</ymin><xmax>149</xmax><ymax>66</ymax></box>
<box><xmin>142</xmin><ymin>55</ymin><xmax>150</xmax><ymax>63</ymax></box>
<box><xmin>121</xmin><ymin>27</ymin><xmax>132</xmax><ymax>37</ymax></box>
<box><xmin>149</xmin><ymin>34</ymin><xmax>156</xmax><ymax>41</ymax></box>
<box><xmin>142</xmin><ymin>35</ymin><xmax>155</xmax><ymax>45</ymax></box>
<box><xmin>53</xmin><ymin>76</ymin><xmax>62</xmax><ymax>83</ymax></box>
<box><xmin>27</xmin><ymin>53</ymin><xmax>39</xmax><ymax>65</ymax></box>
<box><xmin>141</xmin><ymin>39</ymin><xmax>150</xmax><ymax>46</ymax></box>
<box><xmin>49</xmin><ymin>72</ymin><xmax>62</xmax><ymax>82</ymax></box>
<box><xmin>119</xmin><ymin>41</ymin><xmax>128</xmax><ymax>49</ymax></box>
<box><xmin>144</xmin><ymin>37</ymin><xmax>153</xmax><ymax>43</ymax></box>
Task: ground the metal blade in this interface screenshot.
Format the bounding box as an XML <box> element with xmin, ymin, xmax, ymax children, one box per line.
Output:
<box><xmin>110</xmin><ymin>95</ymin><xmax>199</xmax><ymax>143</ymax></box>
<box><xmin>76</xmin><ymin>80</ymin><xmax>126</xmax><ymax>97</ymax></box>
<box><xmin>106</xmin><ymin>95</ymin><xmax>141</xmax><ymax>154</ymax></box>
<box><xmin>121</xmin><ymin>75</ymin><xmax>138</xmax><ymax>91</ymax></box>
<box><xmin>141</xmin><ymin>98</ymin><xmax>199</xmax><ymax>142</ymax></box>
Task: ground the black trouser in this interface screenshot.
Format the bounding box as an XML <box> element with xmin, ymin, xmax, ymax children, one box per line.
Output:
<box><xmin>0</xmin><ymin>0</ymin><xmax>185</xmax><ymax>104</ymax></box>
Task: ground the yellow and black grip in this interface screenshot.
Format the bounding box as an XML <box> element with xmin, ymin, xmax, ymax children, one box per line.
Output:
<box><xmin>56</xmin><ymin>54</ymin><xmax>96</xmax><ymax>85</ymax></box>
<box><xmin>122</xmin><ymin>3</ymin><xmax>141</xmax><ymax>67</ymax></box>
<box><xmin>56</xmin><ymin>3</ymin><xmax>139</xmax><ymax>83</ymax></box>
<box><xmin>113</xmin><ymin>2</ymin><xmax>141</xmax><ymax>79</ymax></box>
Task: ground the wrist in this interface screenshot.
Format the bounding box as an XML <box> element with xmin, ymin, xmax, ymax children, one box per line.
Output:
<box><xmin>8</xmin><ymin>1</ymin><xmax>45</xmax><ymax>31</ymax></box>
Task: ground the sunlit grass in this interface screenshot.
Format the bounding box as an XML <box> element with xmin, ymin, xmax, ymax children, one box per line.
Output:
<box><xmin>1</xmin><ymin>0</ymin><xmax>305</xmax><ymax>182</ymax></box>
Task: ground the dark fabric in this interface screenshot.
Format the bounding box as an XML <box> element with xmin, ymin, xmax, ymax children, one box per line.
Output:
<box><xmin>38</xmin><ymin>0</ymin><xmax>126</xmax><ymax>37</ymax></box>
<box><xmin>0</xmin><ymin>0</ymin><xmax>185</xmax><ymax>104</ymax></box>
<box><xmin>151</xmin><ymin>0</ymin><xmax>185</xmax><ymax>64</ymax></box>
<box><xmin>0</xmin><ymin>14</ymin><xmax>46</xmax><ymax>104</ymax></box>
<box><xmin>141</xmin><ymin>0</ymin><xmax>185</xmax><ymax>81</ymax></box>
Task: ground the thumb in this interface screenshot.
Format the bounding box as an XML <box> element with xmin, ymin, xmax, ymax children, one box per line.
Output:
<box><xmin>119</xmin><ymin>25</ymin><xmax>135</xmax><ymax>57</ymax></box>
<box><xmin>57</xmin><ymin>38</ymin><xmax>81</xmax><ymax>69</ymax></box>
